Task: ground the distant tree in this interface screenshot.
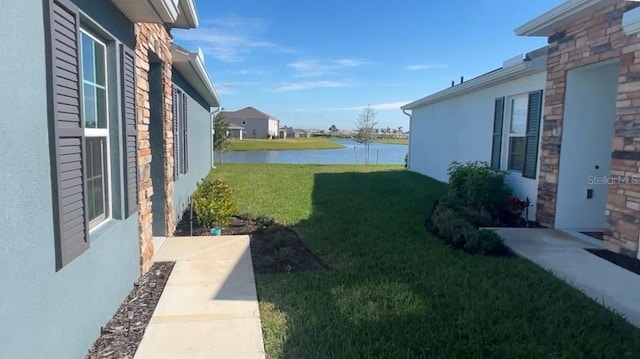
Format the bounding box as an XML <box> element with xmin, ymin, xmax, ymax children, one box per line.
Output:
<box><xmin>354</xmin><ymin>105</ymin><xmax>378</xmax><ymax>165</ymax></box>
<box><xmin>213</xmin><ymin>111</ymin><xmax>230</xmax><ymax>164</ymax></box>
<box><xmin>329</xmin><ymin>124</ymin><xmax>338</xmax><ymax>136</ymax></box>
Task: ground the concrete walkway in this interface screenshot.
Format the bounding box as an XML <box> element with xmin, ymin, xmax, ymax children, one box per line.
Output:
<box><xmin>134</xmin><ymin>236</ymin><xmax>266</xmax><ymax>359</ymax></box>
<box><xmin>495</xmin><ymin>228</ymin><xmax>640</xmax><ymax>327</ymax></box>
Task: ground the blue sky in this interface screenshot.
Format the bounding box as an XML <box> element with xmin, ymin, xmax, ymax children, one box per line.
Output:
<box><xmin>173</xmin><ymin>0</ymin><xmax>562</xmax><ymax>131</ymax></box>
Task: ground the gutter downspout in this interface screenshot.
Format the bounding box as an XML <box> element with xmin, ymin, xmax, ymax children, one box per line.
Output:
<box><xmin>402</xmin><ymin>109</ymin><xmax>412</xmax><ymax>170</ymax></box>
<box><xmin>211</xmin><ymin>106</ymin><xmax>220</xmax><ymax>169</ymax></box>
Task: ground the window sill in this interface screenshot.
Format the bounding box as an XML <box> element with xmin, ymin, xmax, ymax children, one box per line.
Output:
<box><xmin>89</xmin><ymin>218</ymin><xmax>118</xmax><ymax>243</ymax></box>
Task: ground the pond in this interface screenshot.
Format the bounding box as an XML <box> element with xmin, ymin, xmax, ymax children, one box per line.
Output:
<box><xmin>219</xmin><ymin>139</ymin><xmax>408</xmax><ymax>165</ymax></box>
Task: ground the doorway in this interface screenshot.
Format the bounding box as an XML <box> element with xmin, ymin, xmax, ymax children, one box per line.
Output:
<box><xmin>555</xmin><ymin>61</ymin><xmax>619</xmax><ymax>231</ymax></box>
<box><xmin>148</xmin><ymin>54</ymin><xmax>166</xmax><ymax>236</ymax></box>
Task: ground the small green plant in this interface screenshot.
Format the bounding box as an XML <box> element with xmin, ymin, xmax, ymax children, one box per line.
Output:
<box><xmin>192</xmin><ymin>178</ymin><xmax>236</xmax><ymax>229</ymax></box>
<box><xmin>463</xmin><ymin>229</ymin><xmax>504</xmax><ymax>255</ymax></box>
<box><xmin>447</xmin><ymin>161</ymin><xmax>512</xmax><ymax>219</ymax></box>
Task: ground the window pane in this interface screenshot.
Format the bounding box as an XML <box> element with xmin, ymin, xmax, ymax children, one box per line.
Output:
<box><xmin>510</xmin><ymin>97</ymin><xmax>527</xmax><ymax>135</ymax></box>
<box><xmin>94</xmin><ymin>41</ymin><xmax>106</xmax><ymax>86</ymax></box>
<box><xmin>96</xmin><ymin>87</ymin><xmax>107</xmax><ymax>129</ymax></box>
<box><xmin>81</xmin><ymin>33</ymin><xmax>95</xmax><ymax>83</ymax></box>
<box><xmin>83</xmin><ymin>84</ymin><xmax>97</xmax><ymax>128</ymax></box>
<box><xmin>85</xmin><ymin>137</ymin><xmax>108</xmax><ymax>226</ymax></box>
<box><xmin>508</xmin><ymin>137</ymin><xmax>526</xmax><ymax>172</ymax></box>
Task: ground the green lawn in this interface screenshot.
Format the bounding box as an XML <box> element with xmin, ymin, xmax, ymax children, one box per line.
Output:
<box><xmin>373</xmin><ymin>137</ymin><xmax>409</xmax><ymax>144</ymax></box>
<box><xmin>227</xmin><ymin>138</ymin><xmax>344</xmax><ymax>151</ymax></box>
<box><xmin>211</xmin><ymin>164</ymin><xmax>640</xmax><ymax>358</ymax></box>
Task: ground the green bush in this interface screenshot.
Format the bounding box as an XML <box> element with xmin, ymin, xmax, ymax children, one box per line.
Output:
<box><xmin>192</xmin><ymin>178</ymin><xmax>236</xmax><ymax>229</ymax></box>
<box><xmin>429</xmin><ymin>197</ymin><xmax>506</xmax><ymax>255</ymax></box>
<box><xmin>432</xmin><ymin>194</ymin><xmax>493</xmax><ymax>227</ymax></box>
<box><xmin>463</xmin><ymin>229</ymin><xmax>504</xmax><ymax>255</ymax></box>
<box><xmin>447</xmin><ymin>161</ymin><xmax>512</xmax><ymax>219</ymax></box>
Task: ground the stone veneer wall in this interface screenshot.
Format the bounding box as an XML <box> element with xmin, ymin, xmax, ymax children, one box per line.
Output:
<box><xmin>134</xmin><ymin>23</ymin><xmax>175</xmax><ymax>273</ymax></box>
<box><xmin>538</xmin><ymin>1</ymin><xmax>640</xmax><ymax>256</ymax></box>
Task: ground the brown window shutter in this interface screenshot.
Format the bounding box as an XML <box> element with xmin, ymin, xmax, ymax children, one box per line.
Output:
<box><xmin>172</xmin><ymin>88</ymin><xmax>179</xmax><ymax>180</ymax></box>
<box><xmin>183</xmin><ymin>93</ymin><xmax>189</xmax><ymax>173</ymax></box>
<box><xmin>121</xmin><ymin>44</ymin><xmax>138</xmax><ymax>217</ymax></box>
<box><xmin>490</xmin><ymin>97</ymin><xmax>505</xmax><ymax>170</ymax></box>
<box><xmin>44</xmin><ymin>0</ymin><xmax>89</xmax><ymax>270</ymax></box>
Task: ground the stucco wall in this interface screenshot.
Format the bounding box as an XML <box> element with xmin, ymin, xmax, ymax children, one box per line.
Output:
<box><xmin>408</xmin><ymin>71</ymin><xmax>546</xmax><ymax>220</ymax></box>
<box><xmin>172</xmin><ymin>71</ymin><xmax>213</xmax><ymax>225</ymax></box>
<box><xmin>0</xmin><ymin>1</ymin><xmax>140</xmax><ymax>358</ymax></box>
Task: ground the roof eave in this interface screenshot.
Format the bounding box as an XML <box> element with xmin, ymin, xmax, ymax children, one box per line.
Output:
<box><xmin>171</xmin><ymin>45</ymin><xmax>221</xmax><ymax>107</ymax></box>
<box><xmin>173</xmin><ymin>0</ymin><xmax>199</xmax><ymax>29</ymax></box>
<box><xmin>401</xmin><ymin>61</ymin><xmax>542</xmax><ymax>110</ymax></box>
<box><xmin>111</xmin><ymin>0</ymin><xmax>179</xmax><ymax>24</ymax></box>
<box><xmin>515</xmin><ymin>0</ymin><xmax>618</xmax><ymax>37</ymax></box>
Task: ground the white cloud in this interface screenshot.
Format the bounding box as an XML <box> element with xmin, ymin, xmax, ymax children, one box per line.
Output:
<box><xmin>335</xmin><ymin>101</ymin><xmax>409</xmax><ymax>111</ymax></box>
<box><xmin>288</xmin><ymin>58</ymin><xmax>368</xmax><ymax>77</ymax></box>
<box><xmin>272</xmin><ymin>80</ymin><xmax>352</xmax><ymax>92</ymax></box>
<box><xmin>173</xmin><ymin>15</ymin><xmax>293</xmax><ymax>62</ymax></box>
<box><xmin>215</xmin><ymin>81</ymin><xmax>260</xmax><ymax>95</ymax></box>
<box><xmin>406</xmin><ymin>64</ymin><xmax>448</xmax><ymax>71</ymax></box>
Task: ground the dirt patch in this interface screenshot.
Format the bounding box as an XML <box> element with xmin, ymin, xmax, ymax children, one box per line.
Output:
<box><xmin>586</xmin><ymin>248</ymin><xmax>640</xmax><ymax>276</ymax></box>
<box><xmin>173</xmin><ymin>208</ymin><xmax>325</xmax><ymax>274</ymax></box>
<box><xmin>581</xmin><ymin>231</ymin><xmax>604</xmax><ymax>241</ymax></box>
<box><xmin>86</xmin><ymin>262</ymin><xmax>175</xmax><ymax>359</ymax></box>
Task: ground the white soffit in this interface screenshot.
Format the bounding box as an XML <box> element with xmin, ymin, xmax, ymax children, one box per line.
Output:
<box><xmin>171</xmin><ymin>44</ymin><xmax>220</xmax><ymax>107</ymax></box>
<box><xmin>174</xmin><ymin>0</ymin><xmax>199</xmax><ymax>28</ymax></box>
<box><xmin>111</xmin><ymin>0</ymin><xmax>179</xmax><ymax>24</ymax></box>
<box><xmin>515</xmin><ymin>0</ymin><xmax>619</xmax><ymax>37</ymax></box>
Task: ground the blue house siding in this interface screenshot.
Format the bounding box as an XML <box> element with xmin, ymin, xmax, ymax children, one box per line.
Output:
<box><xmin>172</xmin><ymin>70</ymin><xmax>214</xmax><ymax>224</ymax></box>
<box><xmin>0</xmin><ymin>1</ymin><xmax>140</xmax><ymax>358</ymax></box>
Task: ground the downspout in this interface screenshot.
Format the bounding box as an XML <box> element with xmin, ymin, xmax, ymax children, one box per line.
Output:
<box><xmin>402</xmin><ymin>108</ymin><xmax>412</xmax><ymax>170</ymax></box>
<box><xmin>211</xmin><ymin>106</ymin><xmax>220</xmax><ymax>169</ymax></box>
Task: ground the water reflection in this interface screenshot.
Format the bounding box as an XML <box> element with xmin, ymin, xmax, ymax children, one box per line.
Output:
<box><xmin>219</xmin><ymin>139</ymin><xmax>407</xmax><ymax>165</ymax></box>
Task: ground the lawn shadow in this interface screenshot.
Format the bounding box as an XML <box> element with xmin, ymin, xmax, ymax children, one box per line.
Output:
<box><xmin>255</xmin><ymin>170</ymin><xmax>640</xmax><ymax>358</ymax></box>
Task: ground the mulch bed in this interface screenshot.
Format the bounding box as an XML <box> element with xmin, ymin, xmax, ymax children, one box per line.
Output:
<box><xmin>586</xmin><ymin>248</ymin><xmax>640</xmax><ymax>276</ymax></box>
<box><xmin>581</xmin><ymin>231</ymin><xmax>604</xmax><ymax>241</ymax></box>
<box><xmin>86</xmin><ymin>262</ymin><xmax>175</xmax><ymax>359</ymax></box>
<box><xmin>173</xmin><ymin>207</ymin><xmax>326</xmax><ymax>274</ymax></box>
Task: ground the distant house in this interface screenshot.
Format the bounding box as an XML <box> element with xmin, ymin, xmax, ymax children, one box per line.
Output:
<box><xmin>222</xmin><ymin>107</ymin><xmax>279</xmax><ymax>139</ymax></box>
<box><xmin>283</xmin><ymin>126</ymin><xmax>310</xmax><ymax>138</ymax></box>
<box><xmin>227</xmin><ymin>124</ymin><xmax>245</xmax><ymax>140</ymax></box>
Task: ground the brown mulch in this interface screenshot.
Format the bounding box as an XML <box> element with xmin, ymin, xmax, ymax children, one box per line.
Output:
<box><xmin>586</xmin><ymin>248</ymin><xmax>640</xmax><ymax>276</ymax></box>
<box><xmin>86</xmin><ymin>262</ymin><xmax>175</xmax><ymax>359</ymax></box>
<box><xmin>173</xmin><ymin>207</ymin><xmax>325</xmax><ymax>274</ymax></box>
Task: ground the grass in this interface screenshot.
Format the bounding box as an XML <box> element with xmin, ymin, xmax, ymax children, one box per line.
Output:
<box><xmin>372</xmin><ymin>137</ymin><xmax>408</xmax><ymax>144</ymax></box>
<box><xmin>211</xmin><ymin>164</ymin><xmax>640</xmax><ymax>358</ymax></box>
<box><xmin>227</xmin><ymin>138</ymin><xmax>344</xmax><ymax>151</ymax></box>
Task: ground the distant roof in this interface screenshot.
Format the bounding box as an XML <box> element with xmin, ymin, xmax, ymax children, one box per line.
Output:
<box><xmin>222</xmin><ymin>107</ymin><xmax>276</xmax><ymax>120</ymax></box>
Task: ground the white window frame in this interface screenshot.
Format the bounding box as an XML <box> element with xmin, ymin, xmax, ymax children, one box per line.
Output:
<box><xmin>80</xmin><ymin>28</ymin><xmax>112</xmax><ymax>230</ymax></box>
<box><xmin>502</xmin><ymin>93</ymin><xmax>528</xmax><ymax>174</ymax></box>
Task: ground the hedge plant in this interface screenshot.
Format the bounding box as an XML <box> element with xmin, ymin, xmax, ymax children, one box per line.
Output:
<box><xmin>192</xmin><ymin>178</ymin><xmax>236</xmax><ymax>229</ymax></box>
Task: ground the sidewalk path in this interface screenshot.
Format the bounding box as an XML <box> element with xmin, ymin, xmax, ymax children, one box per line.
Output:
<box><xmin>134</xmin><ymin>236</ymin><xmax>266</xmax><ymax>359</ymax></box>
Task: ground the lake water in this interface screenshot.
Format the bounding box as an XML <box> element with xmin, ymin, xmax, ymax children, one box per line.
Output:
<box><xmin>219</xmin><ymin>139</ymin><xmax>408</xmax><ymax>165</ymax></box>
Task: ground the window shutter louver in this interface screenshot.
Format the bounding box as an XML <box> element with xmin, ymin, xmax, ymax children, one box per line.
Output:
<box><xmin>183</xmin><ymin>93</ymin><xmax>188</xmax><ymax>173</ymax></box>
<box><xmin>491</xmin><ymin>97</ymin><xmax>505</xmax><ymax>170</ymax></box>
<box><xmin>523</xmin><ymin>90</ymin><xmax>543</xmax><ymax>179</ymax></box>
<box><xmin>172</xmin><ymin>88</ymin><xmax>179</xmax><ymax>179</ymax></box>
<box><xmin>44</xmin><ymin>0</ymin><xmax>89</xmax><ymax>269</ymax></box>
<box><xmin>121</xmin><ymin>45</ymin><xmax>138</xmax><ymax>217</ymax></box>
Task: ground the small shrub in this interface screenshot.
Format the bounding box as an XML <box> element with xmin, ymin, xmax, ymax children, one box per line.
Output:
<box><xmin>431</xmin><ymin>195</ymin><xmax>493</xmax><ymax>228</ymax></box>
<box><xmin>255</xmin><ymin>215</ymin><xmax>275</xmax><ymax>229</ymax></box>
<box><xmin>447</xmin><ymin>161</ymin><xmax>512</xmax><ymax>219</ymax></box>
<box><xmin>192</xmin><ymin>178</ymin><xmax>236</xmax><ymax>229</ymax></box>
<box><xmin>464</xmin><ymin>229</ymin><xmax>504</xmax><ymax>255</ymax></box>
